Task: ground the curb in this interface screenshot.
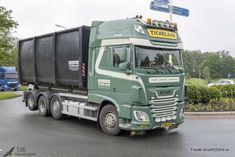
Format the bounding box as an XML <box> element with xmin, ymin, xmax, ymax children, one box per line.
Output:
<box><xmin>184</xmin><ymin>111</ymin><xmax>235</xmax><ymax>116</ymax></box>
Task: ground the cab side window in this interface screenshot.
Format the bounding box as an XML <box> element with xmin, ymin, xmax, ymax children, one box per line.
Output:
<box><xmin>112</xmin><ymin>46</ymin><xmax>131</xmax><ymax>69</ymax></box>
<box><xmin>99</xmin><ymin>48</ymin><xmax>111</xmax><ymax>70</ymax></box>
<box><xmin>113</xmin><ymin>49</ymin><xmax>121</xmax><ymax>67</ymax></box>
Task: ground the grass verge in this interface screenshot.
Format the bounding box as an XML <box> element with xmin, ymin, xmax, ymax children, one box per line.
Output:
<box><xmin>0</xmin><ymin>92</ymin><xmax>20</xmax><ymax>100</ymax></box>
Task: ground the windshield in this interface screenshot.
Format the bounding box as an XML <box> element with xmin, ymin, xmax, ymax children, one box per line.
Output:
<box><xmin>3</xmin><ymin>73</ymin><xmax>18</xmax><ymax>79</ymax></box>
<box><xmin>135</xmin><ymin>46</ymin><xmax>183</xmax><ymax>74</ymax></box>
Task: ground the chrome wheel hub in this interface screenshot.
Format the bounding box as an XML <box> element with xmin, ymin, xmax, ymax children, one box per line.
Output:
<box><xmin>52</xmin><ymin>101</ymin><xmax>60</xmax><ymax>115</ymax></box>
<box><xmin>104</xmin><ymin>112</ymin><xmax>117</xmax><ymax>128</ymax></box>
<box><xmin>39</xmin><ymin>100</ymin><xmax>46</xmax><ymax>112</ymax></box>
<box><xmin>28</xmin><ymin>96</ymin><xmax>33</xmax><ymax>108</ymax></box>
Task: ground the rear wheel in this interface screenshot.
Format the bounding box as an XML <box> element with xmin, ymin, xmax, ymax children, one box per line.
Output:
<box><xmin>50</xmin><ymin>95</ymin><xmax>65</xmax><ymax>120</ymax></box>
<box><xmin>38</xmin><ymin>95</ymin><xmax>49</xmax><ymax>116</ymax></box>
<box><xmin>99</xmin><ymin>105</ymin><xmax>120</xmax><ymax>136</ymax></box>
<box><xmin>26</xmin><ymin>93</ymin><xmax>37</xmax><ymax>111</ymax></box>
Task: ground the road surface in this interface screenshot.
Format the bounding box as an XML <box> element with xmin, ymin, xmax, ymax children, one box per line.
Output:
<box><xmin>0</xmin><ymin>97</ymin><xmax>234</xmax><ymax>157</ymax></box>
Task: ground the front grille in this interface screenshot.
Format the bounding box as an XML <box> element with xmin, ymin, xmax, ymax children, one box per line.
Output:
<box><xmin>8</xmin><ymin>83</ymin><xmax>17</xmax><ymax>88</ymax></box>
<box><xmin>150</xmin><ymin>98</ymin><xmax>178</xmax><ymax>122</ymax></box>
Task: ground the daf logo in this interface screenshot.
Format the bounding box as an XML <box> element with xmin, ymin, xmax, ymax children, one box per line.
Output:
<box><xmin>159</xmin><ymin>90</ymin><xmax>172</xmax><ymax>96</ymax></box>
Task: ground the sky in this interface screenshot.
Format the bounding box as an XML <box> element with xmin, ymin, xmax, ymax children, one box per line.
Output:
<box><xmin>1</xmin><ymin>0</ymin><xmax>235</xmax><ymax>56</ymax></box>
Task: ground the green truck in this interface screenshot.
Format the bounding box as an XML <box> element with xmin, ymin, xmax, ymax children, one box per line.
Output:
<box><xmin>18</xmin><ymin>17</ymin><xmax>185</xmax><ymax>136</ymax></box>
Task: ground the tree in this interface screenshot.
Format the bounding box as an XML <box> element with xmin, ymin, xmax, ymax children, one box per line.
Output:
<box><xmin>182</xmin><ymin>49</ymin><xmax>235</xmax><ymax>80</ymax></box>
<box><xmin>201</xmin><ymin>66</ymin><xmax>211</xmax><ymax>82</ymax></box>
<box><xmin>0</xmin><ymin>6</ymin><xmax>18</xmax><ymax>66</ymax></box>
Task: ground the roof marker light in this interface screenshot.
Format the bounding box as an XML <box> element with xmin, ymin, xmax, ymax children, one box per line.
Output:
<box><xmin>147</xmin><ymin>18</ymin><xmax>152</xmax><ymax>25</ymax></box>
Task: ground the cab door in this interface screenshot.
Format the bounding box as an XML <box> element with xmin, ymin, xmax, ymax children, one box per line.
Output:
<box><xmin>95</xmin><ymin>47</ymin><xmax>112</xmax><ymax>94</ymax></box>
<box><xmin>110</xmin><ymin>45</ymin><xmax>133</xmax><ymax>104</ymax></box>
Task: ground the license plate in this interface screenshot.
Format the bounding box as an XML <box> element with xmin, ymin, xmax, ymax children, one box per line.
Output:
<box><xmin>147</xmin><ymin>29</ymin><xmax>177</xmax><ymax>40</ymax></box>
<box><xmin>161</xmin><ymin>122</ymin><xmax>173</xmax><ymax>128</ymax></box>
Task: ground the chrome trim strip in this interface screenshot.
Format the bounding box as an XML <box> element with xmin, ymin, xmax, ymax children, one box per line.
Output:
<box><xmin>150</xmin><ymin>100</ymin><xmax>177</xmax><ymax>105</ymax></box>
<box><xmin>62</xmin><ymin>102</ymin><xmax>98</xmax><ymax>111</ymax></box>
<box><xmin>150</xmin><ymin>103</ymin><xmax>177</xmax><ymax>108</ymax></box>
<box><xmin>154</xmin><ymin>90</ymin><xmax>176</xmax><ymax>99</ymax></box>
<box><xmin>151</xmin><ymin>107</ymin><xmax>177</xmax><ymax>113</ymax></box>
<box><xmin>152</xmin><ymin>112</ymin><xmax>176</xmax><ymax>118</ymax></box>
<box><xmin>151</xmin><ymin>98</ymin><xmax>177</xmax><ymax>102</ymax></box>
<box><xmin>59</xmin><ymin>93</ymin><xmax>88</xmax><ymax>99</ymax></box>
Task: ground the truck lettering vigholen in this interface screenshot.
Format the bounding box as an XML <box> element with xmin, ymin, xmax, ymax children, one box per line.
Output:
<box><xmin>18</xmin><ymin>17</ymin><xmax>185</xmax><ymax>136</ymax></box>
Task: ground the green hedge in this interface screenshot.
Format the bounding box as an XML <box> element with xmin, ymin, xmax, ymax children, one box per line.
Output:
<box><xmin>186</xmin><ymin>85</ymin><xmax>222</xmax><ymax>104</ymax></box>
<box><xmin>185</xmin><ymin>84</ymin><xmax>235</xmax><ymax>112</ymax></box>
<box><xmin>213</xmin><ymin>85</ymin><xmax>235</xmax><ymax>98</ymax></box>
<box><xmin>186</xmin><ymin>98</ymin><xmax>235</xmax><ymax>112</ymax></box>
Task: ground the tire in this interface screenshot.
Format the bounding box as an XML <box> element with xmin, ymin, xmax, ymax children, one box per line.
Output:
<box><xmin>38</xmin><ymin>95</ymin><xmax>49</xmax><ymax>116</ymax></box>
<box><xmin>99</xmin><ymin>105</ymin><xmax>120</xmax><ymax>136</ymax></box>
<box><xmin>50</xmin><ymin>95</ymin><xmax>66</xmax><ymax>120</ymax></box>
<box><xmin>26</xmin><ymin>93</ymin><xmax>37</xmax><ymax>111</ymax></box>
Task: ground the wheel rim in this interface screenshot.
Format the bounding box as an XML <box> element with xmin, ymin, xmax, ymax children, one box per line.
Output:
<box><xmin>39</xmin><ymin>98</ymin><xmax>46</xmax><ymax>112</ymax></box>
<box><xmin>28</xmin><ymin>95</ymin><xmax>34</xmax><ymax>108</ymax></box>
<box><xmin>104</xmin><ymin>112</ymin><xmax>117</xmax><ymax>128</ymax></box>
<box><xmin>52</xmin><ymin>100</ymin><xmax>60</xmax><ymax>116</ymax></box>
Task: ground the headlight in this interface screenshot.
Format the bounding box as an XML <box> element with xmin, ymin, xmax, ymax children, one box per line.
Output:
<box><xmin>134</xmin><ymin>111</ymin><xmax>149</xmax><ymax>122</ymax></box>
<box><xmin>180</xmin><ymin>107</ymin><xmax>184</xmax><ymax>117</ymax></box>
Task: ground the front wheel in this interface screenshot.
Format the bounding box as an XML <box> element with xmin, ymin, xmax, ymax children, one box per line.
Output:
<box><xmin>99</xmin><ymin>105</ymin><xmax>120</xmax><ymax>136</ymax></box>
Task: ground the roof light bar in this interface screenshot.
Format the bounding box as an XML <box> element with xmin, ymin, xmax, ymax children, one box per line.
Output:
<box><xmin>147</xmin><ymin>19</ymin><xmax>177</xmax><ymax>30</ymax></box>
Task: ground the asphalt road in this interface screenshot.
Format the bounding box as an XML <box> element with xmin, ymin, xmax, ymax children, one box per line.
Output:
<box><xmin>0</xmin><ymin>97</ymin><xmax>235</xmax><ymax>157</ymax></box>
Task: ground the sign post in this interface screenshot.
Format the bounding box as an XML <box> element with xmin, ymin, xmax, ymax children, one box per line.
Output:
<box><xmin>169</xmin><ymin>0</ymin><xmax>173</xmax><ymax>22</ymax></box>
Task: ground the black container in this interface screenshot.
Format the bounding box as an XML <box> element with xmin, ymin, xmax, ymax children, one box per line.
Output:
<box><xmin>18</xmin><ymin>26</ymin><xmax>90</xmax><ymax>90</ymax></box>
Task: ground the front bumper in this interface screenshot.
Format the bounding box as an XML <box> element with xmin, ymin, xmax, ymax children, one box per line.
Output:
<box><xmin>2</xmin><ymin>83</ymin><xmax>19</xmax><ymax>90</ymax></box>
<box><xmin>119</xmin><ymin>101</ymin><xmax>185</xmax><ymax>131</ymax></box>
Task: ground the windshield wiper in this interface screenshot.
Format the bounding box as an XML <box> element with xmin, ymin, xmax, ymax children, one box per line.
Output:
<box><xmin>153</xmin><ymin>67</ymin><xmax>160</xmax><ymax>73</ymax></box>
<box><xmin>172</xmin><ymin>66</ymin><xmax>183</xmax><ymax>73</ymax></box>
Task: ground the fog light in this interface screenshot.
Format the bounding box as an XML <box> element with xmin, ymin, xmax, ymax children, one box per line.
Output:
<box><xmin>134</xmin><ymin>111</ymin><xmax>150</xmax><ymax>122</ymax></box>
<box><xmin>161</xmin><ymin>117</ymin><xmax>166</xmax><ymax>122</ymax></box>
<box><xmin>167</xmin><ymin>116</ymin><xmax>172</xmax><ymax>121</ymax></box>
<box><xmin>155</xmin><ymin>118</ymin><xmax>161</xmax><ymax>122</ymax></box>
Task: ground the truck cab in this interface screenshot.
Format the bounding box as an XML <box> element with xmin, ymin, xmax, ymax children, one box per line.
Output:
<box><xmin>0</xmin><ymin>67</ymin><xmax>20</xmax><ymax>91</ymax></box>
<box><xmin>88</xmin><ymin>18</ymin><xmax>185</xmax><ymax>133</ymax></box>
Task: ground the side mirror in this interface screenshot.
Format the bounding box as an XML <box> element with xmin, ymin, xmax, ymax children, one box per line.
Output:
<box><xmin>119</xmin><ymin>48</ymin><xmax>127</xmax><ymax>62</ymax></box>
<box><xmin>119</xmin><ymin>61</ymin><xmax>129</xmax><ymax>71</ymax></box>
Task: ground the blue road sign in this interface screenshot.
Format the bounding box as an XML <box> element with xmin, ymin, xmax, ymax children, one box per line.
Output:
<box><xmin>150</xmin><ymin>1</ymin><xmax>169</xmax><ymax>13</ymax></box>
<box><xmin>154</xmin><ymin>0</ymin><xmax>169</xmax><ymax>4</ymax></box>
<box><xmin>172</xmin><ymin>6</ymin><xmax>189</xmax><ymax>17</ymax></box>
<box><xmin>150</xmin><ymin>1</ymin><xmax>190</xmax><ymax>17</ymax></box>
